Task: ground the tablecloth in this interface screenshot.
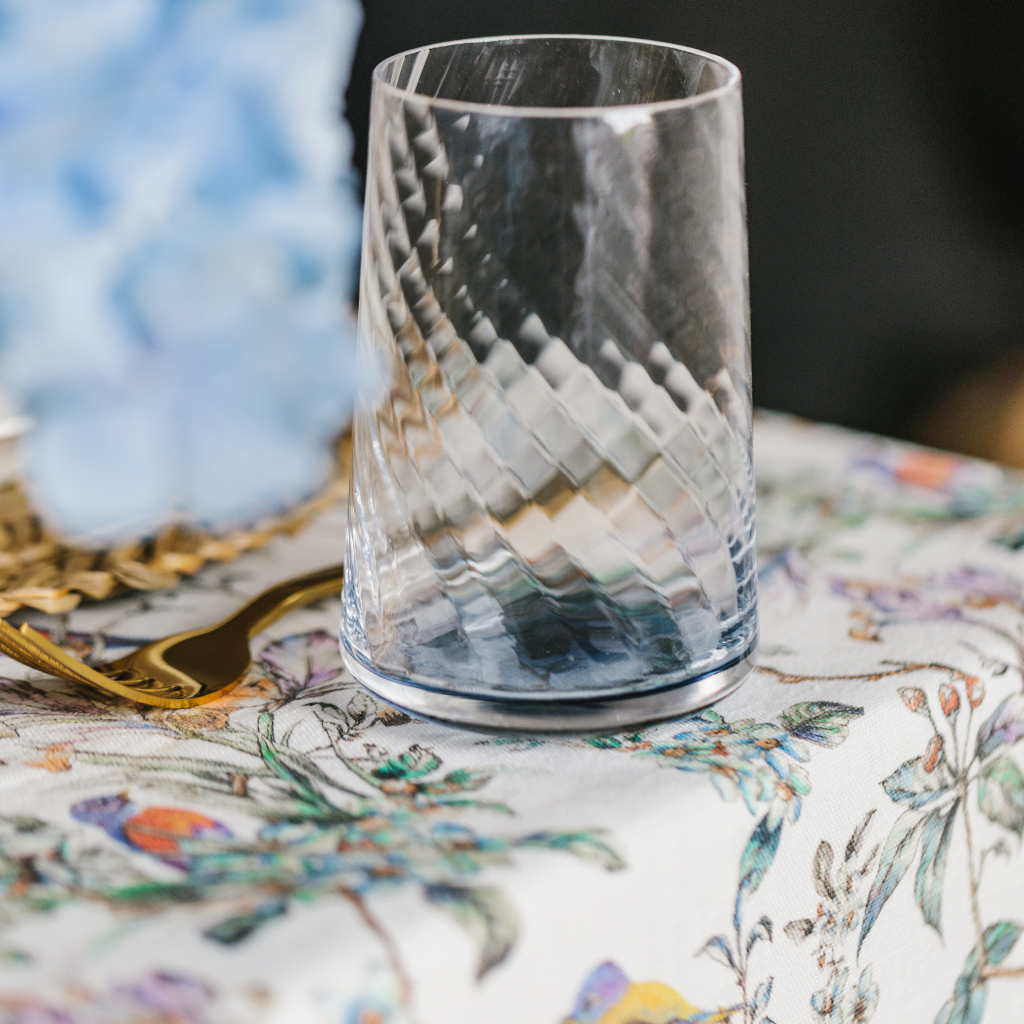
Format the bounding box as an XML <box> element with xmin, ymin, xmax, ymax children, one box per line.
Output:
<box><xmin>2</xmin><ymin>412</ymin><xmax>1024</xmax><ymax>1024</ymax></box>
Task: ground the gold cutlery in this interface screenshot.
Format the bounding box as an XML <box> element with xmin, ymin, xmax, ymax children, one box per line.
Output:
<box><xmin>0</xmin><ymin>563</ymin><xmax>345</xmax><ymax>708</ymax></box>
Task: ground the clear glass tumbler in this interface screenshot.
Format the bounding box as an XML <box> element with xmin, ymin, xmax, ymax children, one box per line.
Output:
<box><xmin>343</xmin><ymin>36</ymin><xmax>757</xmax><ymax>730</ymax></box>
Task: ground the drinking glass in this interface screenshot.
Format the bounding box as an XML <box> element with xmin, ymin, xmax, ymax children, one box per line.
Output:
<box><xmin>342</xmin><ymin>35</ymin><xmax>757</xmax><ymax>730</ymax></box>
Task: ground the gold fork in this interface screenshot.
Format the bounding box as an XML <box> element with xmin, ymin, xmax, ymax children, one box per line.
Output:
<box><xmin>0</xmin><ymin>563</ymin><xmax>345</xmax><ymax>708</ymax></box>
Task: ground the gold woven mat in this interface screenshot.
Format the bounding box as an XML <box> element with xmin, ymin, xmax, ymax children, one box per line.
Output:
<box><xmin>0</xmin><ymin>432</ymin><xmax>350</xmax><ymax>616</ymax></box>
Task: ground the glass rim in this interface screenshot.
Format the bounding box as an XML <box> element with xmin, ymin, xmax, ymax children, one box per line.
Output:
<box><xmin>371</xmin><ymin>33</ymin><xmax>741</xmax><ymax>119</ymax></box>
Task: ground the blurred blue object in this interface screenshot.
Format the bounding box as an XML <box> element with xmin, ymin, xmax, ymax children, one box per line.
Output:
<box><xmin>0</xmin><ymin>0</ymin><xmax>364</xmax><ymax>542</ymax></box>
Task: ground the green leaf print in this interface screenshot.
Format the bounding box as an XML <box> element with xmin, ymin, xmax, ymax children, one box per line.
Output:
<box><xmin>697</xmin><ymin>934</ymin><xmax>737</xmax><ymax>970</ymax></box>
<box><xmin>256</xmin><ymin>711</ymin><xmax>331</xmax><ymax>810</ymax></box>
<box><xmin>424</xmin><ymin>883</ymin><xmax>517</xmax><ymax>979</ymax></box>
<box><xmin>745</xmin><ymin>915</ymin><xmax>773</xmax><ymax>956</ymax></box>
<box><xmin>881</xmin><ymin>755</ymin><xmax>955</xmax><ymax>809</ymax></box>
<box><xmin>515</xmin><ymin>831</ymin><xmax>626</xmax><ymax>871</ymax></box>
<box><xmin>739</xmin><ymin>815</ymin><xmax>783</xmax><ymax>894</ymax></box>
<box><xmin>915</xmin><ymin>798</ymin><xmax>960</xmax><ymax>935</ymax></box>
<box><xmin>203</xmin><ymin>897</ymin><xmax>288</xmax><ymax>945</ymax></box>
<box><xmin>936</xmin><ymin>986</ymin><xmax>987</xmax><ymax>1024</ymax></box>
<box><xmin>419</xmin><ymin>768</ymin><xmax>490</xmax><ymax>794</ymax></box>
<box><xmin>976</xmin><ymin>695</ymin><xmax>1024</xmax><ymax>762</ymax></box>
<box><xmin>370</xmin><ymin>744</ymin><xmax>442</xmax><ymax>781</ymax></box>
<box><xmin>779</xmin><ymin>702</ymin><xmax>864</xmax><ymax>747</ymax></box>
<box><xmin>783</xmin><ymin>918</ymin><xmax>815</xmax><ymax>942</ymax></box>
<box><xmin>977</xmin><ymin>756</ymin><xmax>1024</xmax><ymax>837</ymax></box>
<box><xmin>812</xmin><ymin>841</ymin><xmax>836</xmax><ymax>899</ymax></box>
<box><xmin>935</xmin><ymin>922</ymin><xmax>1024</xmax><ymax>1024</ymax></box>
<box><xmin>859</xmin><ymin>810</ymin><xmax>924</xmax><ymax>953</ymax></box>
<box><xmin>980</xmin><ymin>921</ymin><xmax>1024</xmax><ymax>970</ymax></box>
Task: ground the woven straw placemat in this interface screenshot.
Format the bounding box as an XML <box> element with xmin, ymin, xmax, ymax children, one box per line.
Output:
<box><xmin>0</xmin><ymin>432</ymin><xmax>350</xmax><ymax>617</ymax></box>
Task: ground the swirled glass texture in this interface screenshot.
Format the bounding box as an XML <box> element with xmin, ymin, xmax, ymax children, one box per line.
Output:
<box><xmin>343</xmin><ymin>37</ymin><xmax>757</xmax><ymax>727</ymax></box>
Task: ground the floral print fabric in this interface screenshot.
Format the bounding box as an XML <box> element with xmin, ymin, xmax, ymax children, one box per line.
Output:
<box><xmin>1</xmin><ymin>412</ymin><xmax>1023</xmax><ymax>1023</ymax></box>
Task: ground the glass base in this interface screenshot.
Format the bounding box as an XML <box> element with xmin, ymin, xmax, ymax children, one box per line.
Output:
<box><xmin>340</xmin><ymin>636</ymin><xmax>758</xmax><ymax>734</ymax></box>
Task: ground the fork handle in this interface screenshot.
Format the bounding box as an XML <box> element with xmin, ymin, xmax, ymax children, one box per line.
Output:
<box><xmin>227</xmin><ymin>562</ymin><xmax>346</xmax><ymax>640</ymax></box>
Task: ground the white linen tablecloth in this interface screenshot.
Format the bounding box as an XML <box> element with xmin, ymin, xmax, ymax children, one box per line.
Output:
<box><xmin>1</xmin><ymin>412</ymin><xmax>1024</xmax><ymax>1024</ymax></box>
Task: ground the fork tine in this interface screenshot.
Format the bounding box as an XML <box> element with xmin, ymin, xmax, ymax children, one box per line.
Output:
<box><xmin>0</xmin><ymin>618</ymin><xmax>89</xmax><ymax>686</ymax></box>
<box><xmin>8</xmin><ymin>622</ymin><xmax>195</xmax><ymax>702</ymax></box>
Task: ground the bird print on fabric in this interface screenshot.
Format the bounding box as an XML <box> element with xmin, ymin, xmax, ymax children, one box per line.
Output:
<box><xmin>564</xmin><ymin>962</ymin><xmax>737</xmax><ymax>1024</ymax></box>
<box><xmin>70</xmin><ymin>793</ymin><xmax>290</xmax><ymax>944</ymax></box>
<box><xmin>70</xmin><ymin>793</ymin><xmax>232</xmax><ymax>869</ymax></box>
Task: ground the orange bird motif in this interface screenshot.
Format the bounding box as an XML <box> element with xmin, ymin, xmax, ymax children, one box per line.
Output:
<box><xmin>71</xmin><ymin>793</ymin><xmax>231</xmax><ymax>867</ymax></box>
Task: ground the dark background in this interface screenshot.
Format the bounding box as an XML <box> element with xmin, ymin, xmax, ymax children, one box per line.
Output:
<box><xmin>344</xmin><ymin>0</ymin><xmax>1024</xmax><ymax>442</ymax></box>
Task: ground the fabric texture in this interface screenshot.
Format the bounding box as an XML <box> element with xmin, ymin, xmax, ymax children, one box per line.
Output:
<box><xmin>0</xmin><ymin>412</ymin><xmax>1023</xmax><ymax>1023</ymax></box>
